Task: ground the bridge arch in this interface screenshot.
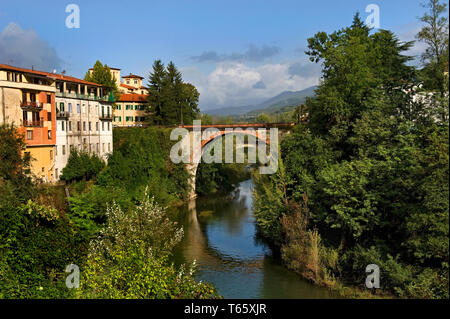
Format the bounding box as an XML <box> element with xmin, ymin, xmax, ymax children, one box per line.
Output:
<box><xmin>178</xmin><ymin>123</ymin><xmax>292</xmax><ymax>199</ymax></box>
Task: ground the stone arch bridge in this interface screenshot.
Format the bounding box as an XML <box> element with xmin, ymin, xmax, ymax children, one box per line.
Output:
<box><xmin>177</xmin><ymin>123</ymin><xmax>294</xmax><ymax>199</ymax></box>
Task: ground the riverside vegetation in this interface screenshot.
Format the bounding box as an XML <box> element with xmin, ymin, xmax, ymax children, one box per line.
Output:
<box><xmin>0</xmin><ymin>125</ymin><xmax>222</xmax><ymax>298</ymax></box>
<box><xmin>253</xmin><ymin>8</ymin><xmax>449</xmax><ymax>299</ymax></box>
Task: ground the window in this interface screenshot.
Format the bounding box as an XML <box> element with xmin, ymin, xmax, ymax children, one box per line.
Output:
<box><xmin>83</xmin><ymin>122</ymin><xmax>86</xmax><ymax>131</ymax></box>
<box><xmin>69</xmin><ymin>103</ymin><xmax>73</xmax><ymax>113</ymax></box>
<box><xmin>126</xmin><ymin>105</ymin><xmax>133</xmax><ymax>110</ymax></box>
<box><xmin>55</xmin><ymin>168</ymin><xmax>58</xmax><ymax>180</ymax></box>
<box><xmin>59</xmin><ymin>102</ymin><xmax>65</xmax><ymax>112</ymax></box>
<box><xmin>50</xmin><ymin>150</ymin><xmax>53</xmax><ymax>160</ymax></box>
<box><xmin>126</xmin><ymin>80</ymin><xmax>130</xmax><ymax>84</ymax></box>
<box><xmin>96</xmin><ymin>143</ymin><xmax>99</xmax><ymax>153</ymax></box>
<box><xmin>55</xmin><ymin>146</ymin><xmax>58</xmax><ymax>156</ymax></box>
<box><xmin>47</xmin><ymin>94</ymin><xmax>51</xmax><ymax>104</ymax></box>
<box><xmin>27</xmin><ymin>130</ymin><xmax>33</xmax><ymax>140</ymax></box>
<box><xmin>61</xmin><ymin>121</ymin><xmax>65</xmax><ymax>131</ymax></box>
<box><xmin>96</xmin><ymin>122</ymin><xmax>99</xmax><ymax>131</ymax></box>
<box><xmin>77</xmin><ymin>121</ymin><xmax>81</xmax><ymax>131</ymax></box>
<box><xmin>47</xmin><ymin>112</ymin><xmax>52</xmax><ymax>121</ymax></box>
<box><xmin>69</xmin><ymin>121</ymin><xmax>72</xmax><ymax>131</ymax></box>
<box><xmin>48</xmin><ymin>130</ymin><xmax>52</xmax><ymax>139</ymax></box>
<box><xmin>102</xmin><ymin>143</ymin><xmax>105</xmax><ymax>152</ymax></box>
<box><xmin>102</xmin><ymin>122</ymin><xmax>104</xmax><ymax>131</ymax></box>
<box><xmin>108</xmin><ymin>122</ymin><xmax>110</xmax><ymax>131</ymax></box>
<box><xmin>62</xmin><ymin>145</ymin><xmax>66</xmax><ymax>155</ymax></box>
<box><xmin>117</xmin><ymin>105</ymin><xmax>121</xmax><ymax>110</ymax></box>
<box><xmin>108</xmin><ymin>143</ymin><xmax>111</xmax><ymax>152</ymax></box>
<box><xmin>134</xmin><ymin>80</ymin><xmax>137</xmax><ymax>84</ymax></box>
<box><xmin>77</xmin><ymin>104</ymin><xmax>81</xmax><ymax>113</ymax></box>
<box><xmin>89</xmin><ymin>122</ymin><xmax>92</xmax><ymax>131</ymax></box>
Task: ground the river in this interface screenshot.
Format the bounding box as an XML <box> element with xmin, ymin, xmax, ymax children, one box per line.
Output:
<box><xmin>172</xmin><ymin>179</ymin><xmax>336</xmax><ymax>299</ymax></box>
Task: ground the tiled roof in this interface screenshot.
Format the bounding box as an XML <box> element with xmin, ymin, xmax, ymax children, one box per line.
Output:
<box><xmin>118</xmin><ymin>93</ymin><xmax>148</xmax><ymax>102</ymax></box>
<box><xmin>120</xmin><ymin>83</ymin><xmax>136</xmax><ymax>90</ymax></box>
<box><xmin>122</xmin><ymin>73</ymin><xmax>144</xmax><ymax>79</ymax></box>
<box><xmin>0</xmin><ymin>64</ymin><xmax>102</xmax><ymax>87</ymax></box>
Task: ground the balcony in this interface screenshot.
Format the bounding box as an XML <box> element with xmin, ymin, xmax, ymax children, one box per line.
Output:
<box><xmin>56</xmin><ymin>110</ymin><xmax>69</xmax><ymax>119</ymax></box>
<box><xmin>99</xmin><ymin>113</ymin><xmax>112</xmax><ymax>120</ymax></box>
<box><xmin>55</xmin><ymin>91</ymin><xmax>110</xmax><ymax>101</ymax></box>
<box><xmin>21</xmin><ymin>101</ymin><xmax>43</xmax><ymax>109</ymax></box>
<box><xmin>22</xmin><ymin>119</ymin><xmax>43</xmax><ymax>127</ymax></box>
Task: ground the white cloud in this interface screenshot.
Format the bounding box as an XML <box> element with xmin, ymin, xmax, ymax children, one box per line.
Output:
<box><xmin>181</xmin><ymin>60</ymin><xmax>320</xmax><ymax>110</ymax></box>
<box><xmin>0</xmin><ymin>22</ymin><xmax>61</xmax><ymax>71</ymax></box>
<box><xmin>395</xmin><ymin>21</ymin><xmax>427</xmax><ymax>65</ymax></box>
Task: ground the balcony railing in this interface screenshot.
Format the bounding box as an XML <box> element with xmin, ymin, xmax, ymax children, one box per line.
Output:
<box><xmin>99</xmin><ymin>114</ymin><xmax>112</xmax><ymax>120</ymax></box>
<box><xmin>21</xmin><ymin>101</ymin><xmax>43</xmax><ymax>109</ymax></box>
<box><xmin>56</xmin><ymin>111</ymin><xmax>69</xmax><ymax>118</ymax></box>
<box><xmin>22</xmin><ymin>119</ymin><xmax>43</xmax><ymax>127</ymax></box>
<box><xmin>55</xmin><ymin>91</ymin><xmax>109</xmax><ymax>101</ymax></box>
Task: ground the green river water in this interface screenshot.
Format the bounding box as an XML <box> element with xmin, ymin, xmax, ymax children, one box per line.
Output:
<box><xmin>172</xmin><ymin>179</ymin><xmax>337</xmax><ymax>299</ymax></box>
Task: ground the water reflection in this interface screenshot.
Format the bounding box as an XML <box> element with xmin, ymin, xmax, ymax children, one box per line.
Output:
<box><xmin>173</xmin><ymin>179</ymin><xmax>335</xmax><ymax>299</ymax></box>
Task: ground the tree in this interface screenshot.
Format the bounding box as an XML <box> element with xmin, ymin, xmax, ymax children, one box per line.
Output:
<box><xmin>416</xmin><ymin>0</ymin><xmax>449</xmax><ymax>93</ymax></box>
<box><xmin>146</xmin><ymin>60</ymin><xmax>200</xmax><ymax>125</ymax></box>
<box><xmin>78</xmin><ymin>190</ymin><xmax>218</xmax><ymax>299</ymax></box>
<box><xmin>147</xmin><ymin>60</ymin><xmax>167</xmax><ymax>125</ymax></box>
<box><xmin>256</xmin><ymin>113</ymin><xmax>271</xmax><ymax>124</ymax></box>
<box><xmin>84</xmin><ymin>61</ymin><xmax>120</xmax><ymax>102</ymax></box>
<box><xmin>60</xmin><ymin>149</ymin><xmax>105</xmax><ymax>183</ymax></box>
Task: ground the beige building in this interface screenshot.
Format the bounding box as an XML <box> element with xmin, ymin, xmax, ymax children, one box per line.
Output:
<box><xmin>113</xmin><ymin>94</ymin><xmax>148</xmax><ymax>127</ymax></box>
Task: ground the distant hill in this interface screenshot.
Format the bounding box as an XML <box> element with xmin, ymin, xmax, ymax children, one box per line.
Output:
<box><xmin>205</xmin><ymin>86</ymin><xmax>316</xmax><ymax>117</ymax></box>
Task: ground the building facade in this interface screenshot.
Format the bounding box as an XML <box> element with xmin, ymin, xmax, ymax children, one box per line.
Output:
<box><xmin>113</xmin><ymin>93</ymin><xmax>148</xmax><ymax>127</ymax></box>
<box><xmin>0</xmin><ymin>64</ymin><xmax>57</xmax><ymax>182</ymax></box>
<box><xmin>54</xmin><ymin>77</ymin><xmax>113</xmax><ymax>180</ymax></box>
<box><xmin>0</xmin><ymin>63</ymin><xmax>113</xmax><ymax>182</ymax></box>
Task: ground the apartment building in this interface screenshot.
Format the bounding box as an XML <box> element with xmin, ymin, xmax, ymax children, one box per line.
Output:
<box><xmin>0</xmin><ymin>64</ymin><xmax>57</xmax><ymax>182</ymax></box>
<box><xmin>113</xmin><ymin>93</ymin><xmax>148</xmax><ymax>127</ymax></box>
<box><xmin>0</xmin><ymin>63</ymin><xmax>113</xmax><ymax>182</ymax></box>
<box><xmin>54</xmin><ymin>76</ymin><xmax>114</xmax><ymax>180</ymax></box>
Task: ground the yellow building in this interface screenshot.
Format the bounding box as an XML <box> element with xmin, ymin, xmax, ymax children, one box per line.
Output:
<box><xmin>113</xmin><ymin>94</ymin><xmax>148</xmax><ymax>127</ymax></box>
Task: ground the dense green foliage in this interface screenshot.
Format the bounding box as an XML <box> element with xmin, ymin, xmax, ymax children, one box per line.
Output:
<box><xmin>60</xmin><ymin>149</ymin><xmax>105</xmax><ymax>183</ymax></box>
<box><xmin>253</xmin><ymin>11</ymin><xmax>449</xmax><ymax>298</ymax></box>
<box><xmin>147</xmin><ymin>60</ymin><xmax>200</xmax><ymax>125</ymax></box>
<box><xmin>0</xmin><ymin>125</ymin><xmax>83</xmax><ymax>298</ymax></box>
<box><xmin>77</xmin><ymin>190</ymin><xmax>219</xmax><ymax>298</ymax></box>
<box><xmin>84</xmin><ymin>60</ymin><xmax>121</xmax><ymax>102</ymax></box>
<box><xmin>0</xmin><ymin>125</ymin><xmax>217</xmax><ymax>299</ymax></box>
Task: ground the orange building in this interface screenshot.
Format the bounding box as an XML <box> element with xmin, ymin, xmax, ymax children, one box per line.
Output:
<box><xmin>0</xmin><ymin>64</ymin><xmax>57</xmax><ymax>182</ymax></box>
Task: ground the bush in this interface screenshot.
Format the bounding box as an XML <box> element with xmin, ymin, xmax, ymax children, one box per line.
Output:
<box><xmin>78</xmin><ymin>189</ymin><xmax>219</xmax><ymax>299</ymax></box>
<box><xmin>61</xmin><ymin>149</ymin><xmax>105</xmax><ymax>183</ymax></box>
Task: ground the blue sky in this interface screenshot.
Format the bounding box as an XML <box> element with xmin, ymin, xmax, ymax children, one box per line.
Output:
<box><xmin>0</xmin><ymin>0</ymin><xmax>442</xmax><ymax>110</ymax></box>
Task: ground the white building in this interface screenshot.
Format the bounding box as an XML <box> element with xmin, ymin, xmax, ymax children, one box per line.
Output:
<box><xmin>53</xmin><ymin>75</ymin><xmax>113</xmax><ymax>180</ymax></box>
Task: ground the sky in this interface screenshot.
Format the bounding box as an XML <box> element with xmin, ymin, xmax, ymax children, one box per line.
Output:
<box><xmin>0</xmin><ymin>0</ymin><xmax>442</xmax><ymax>111</ymax></box>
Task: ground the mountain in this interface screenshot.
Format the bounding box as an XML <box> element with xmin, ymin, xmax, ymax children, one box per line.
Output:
<box><xmin>204</xmin><ymin>86</ymin><xmax>317</xmax><ymax>117</ymax></box>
